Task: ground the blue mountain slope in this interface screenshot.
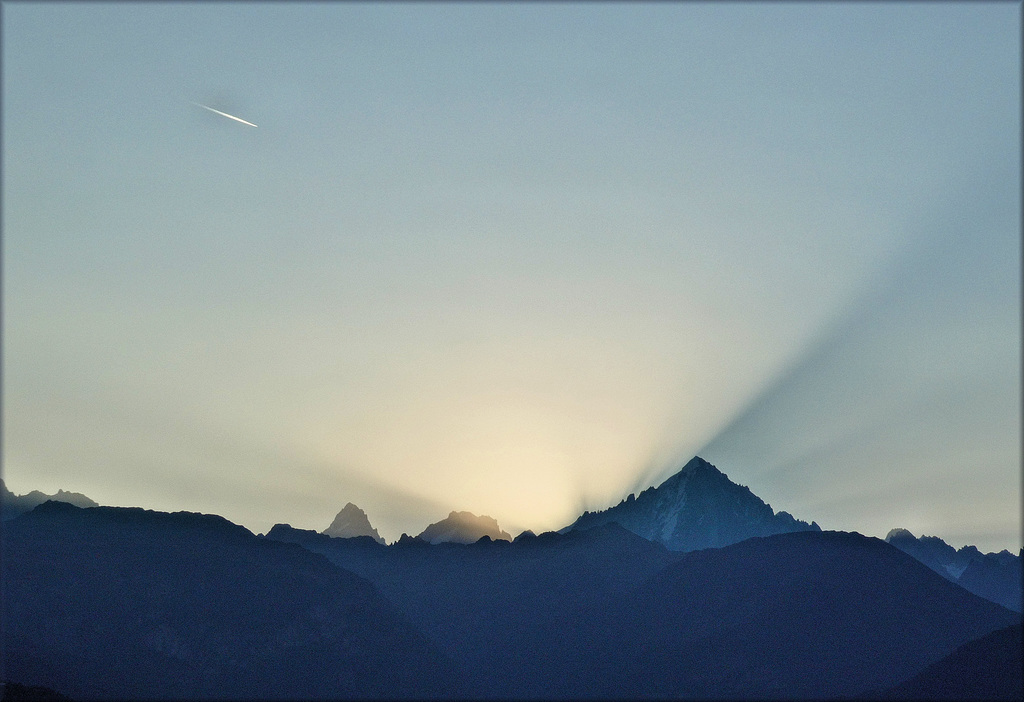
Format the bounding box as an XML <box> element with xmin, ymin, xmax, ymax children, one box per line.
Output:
<box><xmin>267</xmin><ymin>523</ymin><xmax>1016</xmax><ymax>699</ymax></box>
<box><xmin>0</xmin><ymin>480</ymin><xmax>98</xmax><ymax>520</ymax></box>
<box><xmin>583</xmin><ymin>530</ymin><xmax>1019</xmax><ymax>700</ymax></box>
<box><xmin>563</xmin><ymin>455</ymin><xmax>819</xmax><ymax>551</ymax></box>
<box><xmin>883</xmin><ymin>622</ymin><xmax>1023</xmax><ymax>700</ymax></box>
<box><xmin>886</xmin><ymin>528</ymin><xmax>1022</xmax><ymax>612</ymax></box>
<box><xmin>1</xmin><ymin>501</ymin><xmax>461</xmax><ymax>700</ymax></box>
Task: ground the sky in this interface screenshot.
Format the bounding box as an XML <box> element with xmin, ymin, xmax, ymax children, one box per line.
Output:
<box><xmin>2</xmin><ymin>2</ymin><xmax>1020</xmax><ymax>552</ymax></box>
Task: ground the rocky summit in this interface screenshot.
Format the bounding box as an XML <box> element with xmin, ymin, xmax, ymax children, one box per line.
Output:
<box><xmin>1</xmin><ymin>480</ymin><xmax>98</xmax><ymax>520</ymax></box>
<box><xmin>563</xmin><ymin>456</ymin><xmax>819</xmax><ymax>552</ymax></box>
<box><xmin>417</xmin><ymin>511</ymin><xmax>512</xmax><ymax>544</ymax></box>
<box><xmin>885</xmin><ymin>527</ymin><xmax>1022</xmax><ymax>612</ymax></box>
<box><xmin>322</xmin><ymin>503</ymin><xmax>386</xmax><ymax>544</ymax></box>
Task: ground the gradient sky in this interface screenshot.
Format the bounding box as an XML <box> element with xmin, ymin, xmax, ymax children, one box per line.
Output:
<box><xmin>3</xmin><ymin>3</ymin><xmax>1020</xmax><ymax>552</ymax></box>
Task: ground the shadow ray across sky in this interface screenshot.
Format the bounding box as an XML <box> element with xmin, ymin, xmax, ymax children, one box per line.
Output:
<box><xmin>683</xmin><ymin>155</ymin><xmax>1020</xmax><ymax>549</ymax></box>
<box><xmin>3</xmin><ymin>2</ymin><xmax>1019</xmax><ymax>554</ymax></box>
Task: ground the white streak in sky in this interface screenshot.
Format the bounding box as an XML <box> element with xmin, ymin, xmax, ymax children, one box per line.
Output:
<box><xmin>191</xmin><ymin>102</ymin><xmax>258</xmax><ymax>128</ymax></box>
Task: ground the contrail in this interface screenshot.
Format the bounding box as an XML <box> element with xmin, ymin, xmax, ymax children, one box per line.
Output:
<box><xmin>191</xmin><ymin>102</ymin><xmax>258</xmax><ymax>128</ymax></box>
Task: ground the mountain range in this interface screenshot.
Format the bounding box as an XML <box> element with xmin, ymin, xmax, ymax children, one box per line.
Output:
<box><xmin>886</xmin><ymin>528</ymin><xmax>1021</xmax><ymax>612</ymax></box>
<box><xmin>3</xmin><ymin>456</ymin><xmax>1021</xmax><ymax>699</ymax></box>
<box><xmin>415</xmin><ymin>510</ymin><xmax>512</xmax><ymax>544</ymax></box>
<box><xmin>322</xmin><ymin>502</ymin><xmax>385</xmax><ymax>543</ymax></box>
<box><xmin>881</xmin><ymin>622</ymin><xmax>1022</xmax><ymax>700</ymax></box>
<box><xmin>0</xmin><ymin>479</ymin><xmax>98</xmax><ymax>520</ymax></box>
<box><xmin>2</xmin><ymin>501</ymin><xmax>460</xmax><ymax>700</ymax></box>
<box><xmin>562</xmin><ymin>455</ymin><xmax>820</xmax><ymax>551</ymax></box>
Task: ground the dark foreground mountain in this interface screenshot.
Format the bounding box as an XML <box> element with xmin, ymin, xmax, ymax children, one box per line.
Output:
<box><xmin>881</xmin><ymin>622</ymin><xmax>1023</xmax><ymax>700</ymax></box>
<box><xmin>322</xmin><ymin>502</ymin><xmax>385</xmax><ymax>543</ymax></box>
<box><xmin>6</xmin><ymin>484</ymin><xmax>1017</xmax><ymax>700</ymax></box>
<box><xmin>886</xmin><ymin>528</ymin><xmax>1022</xmax><ymax>612</ymax></box>
<box><xmin>0</xmin><ymin>681</ymin><xmax>70</xmax><ymax>701</ymax></box>
<box><xmin>267</xmin><ymin>521</ymin><xmax>683</xmax><ymax>697</ymax></box>
<box><xmin>415</xmin><ymin>510</ymin><xmax>512</xmax><ymax>544</ymax></box>
<box><xmin>0</xmin><ymin>479</ymin><xmax>97</xmax><ymax>520</ymax></box>
<box><xmin>266</xmin><ymin>524</ymin><xmax>1017</xmax><ymax>699</ymax></box>
<box><xmin>577</xmin><ymin>530</ymin><xmax>1019</xmax><ymax>700</ymax></box>
<box><xmin>1</xmin><ymin>501</ymin><xmax>460</xmax><ymax>700</ymax></box>
<box><xmin>562</xmin><ymin>455</ymin><xmax>819</xmax><ymax>551</ymax></box>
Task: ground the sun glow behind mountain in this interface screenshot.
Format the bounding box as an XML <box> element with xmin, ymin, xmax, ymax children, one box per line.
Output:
<box><xmin>2</xmin><ymin>3</ymin><xmax>1019</xmax><ymax>551</ymax></box>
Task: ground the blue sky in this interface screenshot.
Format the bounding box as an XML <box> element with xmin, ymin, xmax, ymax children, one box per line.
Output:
<box><xmin>3</xmin><ymin>3</ymin><xmax>1019</xmax><ymax>551</ymax></box>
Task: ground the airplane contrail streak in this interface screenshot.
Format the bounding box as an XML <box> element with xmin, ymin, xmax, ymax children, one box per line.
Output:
<box><xmin>191</xmin><ymin>102</ymin><xmax>258</xmax><ymax>128</ymax></box>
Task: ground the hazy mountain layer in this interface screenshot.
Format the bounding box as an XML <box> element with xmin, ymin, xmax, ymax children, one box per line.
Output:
<box><xmin>322</xmin><ymin>502</ymin><xmax>385</xmax><ymax>543</ymax></box>
<box><xmin>0</xmin><ymin>480</ymin><xmax>97</xmax><ymax>520</ymax></box>
<box><xmin>416</xmin><ymin>510</ymin><xmax>511</xmax><ymax>544</ymax></box>
<box><xmin>266</xmin><ymin>524</ymin><xmax>1017</xmax><ymax>699</ymax></box>
<box><xmin>563</xmin><ymin>455</ymin><xmax>819</xmax><ymax>551</ymax></box>
<box><xmin>6</xmin><ymin>473</ymin><xmax>1019</xmax><ymax>700</ymax></box>
<box><xmin>886</xmin><ymin>528</ymin><xmax>1022</xmax><ymax>612</ymax></box>
<box><xmin>582</xmin><ymin>530</ymin><xmax>1018</xmax><ymax>700</ymax></box>
<box><xmin>267</xmin><ymin>522</ymin><xmax>685</xmax><ymax>696</ymax></box>
<box><xmin>1</xmin><ymin>501</ymin><xmax>461</xmax><ymax>700</ymax></box>
<box><xmin>883</xmin><ymin>622</ymin><xmax>1022</xmax><ymax>700</ymax></box>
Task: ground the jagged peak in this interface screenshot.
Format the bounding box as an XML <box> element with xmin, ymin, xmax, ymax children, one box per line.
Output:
<box><xmin>394</xmin><ymin>532</ymin><xmax>429</xmax><ymax>548</ymax></box>
<box><xmin>665</xmin><ymin>455</ymin><xmax>718</xmax><ymax>478</ymax></box>
<box><xmin>563</xmin><ymin>456</ymin><xmax>819</xmax><ymax>551</ymax></box>
<box><xmin>322</xmin><ymin>502</ymin><xmax>385</xmax><ymax>544</ymax></box>
<box><xmin>417</xmin><ymin>510</ymin><xmax>512</xmax><ymax>544</ymax></box>
<box><xmin>1</xmin><ymin>483</ymin><xmax>99</xmax><ymax>512</ymax></box>
<box><xmin>886</xmin><ymin>528</ymin><xmax>916</xmax><ymax>541</ymax></box>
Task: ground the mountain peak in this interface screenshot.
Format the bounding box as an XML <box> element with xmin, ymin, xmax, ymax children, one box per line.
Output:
<box><xmin>322</xmin><ymin>503</ymin><xmax>385</xmax><ymax>544</ymax></box>
<box><xmin>886</xmin><ymin>527</ymin><xmax>916</xmax><ymax>542</ymax></box>
<box><xmin>1</xmin><ymin>480</ymin><xmax>99</xmax><ymax>520</ymax></box>
<box><xmin>563</xmin><ymin>456</ymin><xmax>819</xmax><ymax>552</ymax></box>
<box><xmin>884</xmin><ymin>526</ymin><xmax>1022</xmax><ymax>611</ymax></box>
<box><xmin>417</xmin><ymin>510</ymin><xmax>512</xmax><ymax>545</ymax></box>
<box><xmin>656</xmin><ymin>455</ymin><xmax>733</xmax><ymax>489</ymax></box>
<box><xmin>681</xmin><ymin>454</ymin><xmax>718</xmax><ymax>473</ymax></box>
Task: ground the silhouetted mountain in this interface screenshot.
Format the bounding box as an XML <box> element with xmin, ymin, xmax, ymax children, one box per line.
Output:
<box><xmin>416</xmin><ymin>510</ymin><xmax>511</xmax><ymax>544</ymax></box>
<box><xmin>886</xmin><ymin>528</ymin><xmax>1022</xmax><ymax>612</ymax></box>
<box><xmin>2</xmin><ymin>501</ymin><xmax>460</xmax><ymax>700</ymax></box>
<box><xmin>268</xmin><ymin>521</ymin><xmax>682</xmax><ymax>697</ymax></box>
<box><xmin>0</xmin><ymin>479</ymin><xmax>97</xmax><ymax>520</ymax></box>
<box><xmin>883</xmin><ymin>622</ymin><xmax>1023</xmax><ymax>700</ymax></box>
<box><xmin>322</xmin><ymin>502</ymin><xmax>385</xmax><ymax>543</ymax></box>
<box><xmin>562</xmin><ymin>455</ymin><xmax>819</xmax><ymax>551</ymax></box>
<box><xmin>886</xmin><ymin>527</ymin><xmax>978</xmax><ymax>577</ymax></box>
<box><xmin>266</xmin><ymin>521</ymin><xmax>1016</xmax><ymax>699</ymax></box>
<box><xmin>7</xmin><ymin>469</ymin><xmax>1017</xmax><ymax>699</ymax></box>
<box><xmin>0</xmin><ymin>681</ymin><xmax>71</xmax><ymax>701</ymax></box>
<box><xmin>577</xmin><ymin>530</ymin><xmax>1019</xmax><ymax>700</ymax></box>
<box><xmin>268</xmin><ymin>522</ymin><xmax>387</xmax><ymax>554</ymax></box>
<box><xmin>958</xmin><ymin>554</ymin><xmax>1023</xmax><ymax>613</ymax></box>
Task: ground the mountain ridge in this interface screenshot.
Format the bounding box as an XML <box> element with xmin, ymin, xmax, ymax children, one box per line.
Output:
<box><xmin>6</xmin><ymin>472</ymin><xmax>1020</xmax><ymax>699</ymax></box>
<box><xmin>1</xmin><ymin>480</ymin><xmax>98</xmax><ymax>520</ymax></box>
<box><xmin>886</xmin><ymin>527</ymin><xmax>1022</xmax><ymax>612</ymax></box>
<box><xmin>264</xmin><ymin>518</ymin><xmax>1018</xmax><ymax>699</ymax></box>
<box><xmin>586</xmin><ymin>529</ymin><xmax>1019</xmax><ymax>699</ymax></box>
<box><xmin>563</xmin><ymin>455</ymin><xmax>820</xmax><ymax>551</ymax></box>
<box><xmin>416</xmin><ymin>510</ymin><xmax>512</xmax><ymax>545</ymax></box>
<box><xmin>322</xmin><ymin>502</ymin><xmax>385</xmax><ymax>544</ymax></box>
<box><xmin>2</xmin><ymin>501</ymin><xmax>462</xmax><ymax>700</ymax></box>
<box><xmin>881</xmin><ymin>622</ymin><xmax>1023</xmax><ymax>700</ymax></box>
